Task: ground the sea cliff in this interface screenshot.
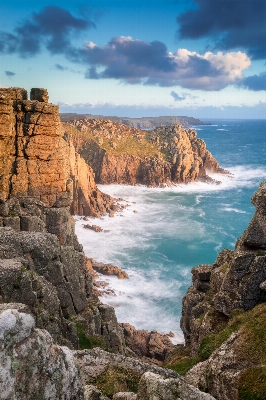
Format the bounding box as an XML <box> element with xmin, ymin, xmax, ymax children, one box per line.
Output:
<box><xmin>63</xmin><ymin>118</ymin><xmax>227</xmax><ymax>187</ymax></box>
<box><xmin>0</xmin><ymin>88</ymin><xmax>215</xmax><ymax>399</ymax></box>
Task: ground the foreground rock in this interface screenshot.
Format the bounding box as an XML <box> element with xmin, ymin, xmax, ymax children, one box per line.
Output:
<box><xmin>0</xmin><ymin>304</ymin><xmax>83</xmax><ymax>399</ymax></box>
<box><xmin>64</xmin><ymin>119</ymin><xmax>228</xmax><ymax>187</ymax></box>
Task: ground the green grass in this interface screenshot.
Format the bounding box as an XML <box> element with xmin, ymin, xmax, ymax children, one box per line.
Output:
<box><xmin>76</xmin><ymin>322</ymin><xmax>107</xmax><ymax>350</ymax></box>
<box><xmin>88</xmin><ymin>366</ymin><xmax>140</xmax><ymax>398</ymax></box>
<box><xmin>63</xmin><ymin>123</ymin><xmax>161</xmax><ymax>158</ymax></box>
<box><xmin>238</xmin><ymin>367</ymin><xmax>266</xmax><ymax>400</ymax></box>
<box><xmin>167</xmin><ymin>356</ymin><xmax>200</xmax><ymax>376</ymax></box>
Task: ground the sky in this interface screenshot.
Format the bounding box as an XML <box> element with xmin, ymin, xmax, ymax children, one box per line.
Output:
<box><xmin>0</xmin><ymin>0</ymin><xmax>266</xmax><ymax>119</ymax></box>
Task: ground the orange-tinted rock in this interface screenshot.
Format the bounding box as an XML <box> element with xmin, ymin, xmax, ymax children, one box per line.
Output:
<box><xmin>0</xmin><ymin>87</ymin><xmax>114</xmax><ymax>216</ymax></box>
<box><xmin>64</xmin><ymin>119</ymin><xmax>228</xmax><ymax>187</ymax></box>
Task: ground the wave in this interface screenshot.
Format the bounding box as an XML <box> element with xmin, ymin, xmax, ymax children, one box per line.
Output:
<box><xmin>75</xmin><ymin>164</ymin><xmax>265</xmax><ymax>334</ymax></box>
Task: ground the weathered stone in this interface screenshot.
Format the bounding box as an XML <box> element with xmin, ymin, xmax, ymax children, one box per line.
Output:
<box><xmin>30</xmin><ymin>87</ymin><xmax>49</xmax><ymax>102</ymax></box>
<box><xmin>0</xmin><ymin>306</ymin><xmax>84</xmax><ymax>400</ymax></box>
<box><xmin>137</xmin><ymin>371</ymin><xmax>215</xmax><ymax>400</ymax></box>
<box><xmin>121</xmin><ymin>323</ymin><xmax>175</xmax><ymax>362</ymax></box>
<box><xmin>113</xmin><ymin>393</ymin><xmax>137</xmax><ymax>400</ymax></box>
<box><xmin>84</xmin><ymin>385</ymin><xmax>108</xmax><ymax>400</ymax></box>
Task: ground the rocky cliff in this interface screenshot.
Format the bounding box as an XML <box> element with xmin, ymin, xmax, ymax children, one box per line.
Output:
<box><xmin>0</xmin><ymin>88</ymin><xmax>212</xmax><ymax>399</ymax></box>
<box><xmin>64</xmin><ymin>118</ymin><xmax>226</xmax><ymax>187</ymax></box>
<box><xmin>166</xmin><ymin>182</ymin><xmax>266</xmax><ymax>400</ymax></box>
<box><xmin>0</xmin><ymin>87</ymin><xmax>115</xmax><ymax>217</ymax></box>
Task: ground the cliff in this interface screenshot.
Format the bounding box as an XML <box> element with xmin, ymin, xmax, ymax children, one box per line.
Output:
<box><xmin>166</xmin><ymin>183</ymin><xmax>266</xmax><ymax>400</ymax></box>
<box><xmin>64</xmin><ymin>119</ymin><xmax>226</xmax><ymax>187</ymax></box>
<box><xmin>0</xmin><ymin>88</ymin><xmax>213</xmax><ymax>399</ymax></box>
<box><xmin>0</xmin><ymin>87</ymin><xmax>114</xmax><ymax>217</ymax></box>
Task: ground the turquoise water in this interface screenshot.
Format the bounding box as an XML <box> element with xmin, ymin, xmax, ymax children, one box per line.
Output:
<box><xmin>75</xmin><ymin>119</ymin><xmax>266</xmax><ymax>341</ymax></box>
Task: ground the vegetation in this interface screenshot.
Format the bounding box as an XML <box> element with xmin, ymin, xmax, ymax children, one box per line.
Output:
<box><xmin>165</xmin><ymin>301</ymin><xmax>266</xmax><ymax>398</ymax></box>
<box><xmin>238</xmin><ymin>367</ymin><xmax>266</xmax><ymax>400</ymax></box>
<box><xmin>87</xmin><ymin>366</ymin><xmax>140</xmax><ymax>398</ymax></box>
<box><xmin>63</xmin><ymin>122</ymin><xmax>161</xmax><ymax>158</ymax></box>
<box><xmin>76</xmin><ymin>322</ymin><xmax>107</xmax><ymax>351</ymax></box>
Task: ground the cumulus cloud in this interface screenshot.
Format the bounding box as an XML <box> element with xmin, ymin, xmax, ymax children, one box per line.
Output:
<box><xmin>177</xmin><ymin>0</ymin><xmax>266</xmax><ymax>60</ymax></box>
<box><xmin>0</xmin><ymin>6</ymin><xmax>95</xmax><ymax>57</ymax></box>
<box><xmin>5</xmin><ymin>71</ymin><xmax>15</xmax><ymax>77</ymax></box>
<box><xmin>81</xmin><ymin>37</ymin><xmax>250</xmax><ymax>90</ymax></box>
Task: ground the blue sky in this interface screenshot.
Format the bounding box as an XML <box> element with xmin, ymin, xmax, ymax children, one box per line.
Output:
<box><xmin>1</xmin><ymin>0</ymin><xmax>266</xmax><ymax>118</ymax></box>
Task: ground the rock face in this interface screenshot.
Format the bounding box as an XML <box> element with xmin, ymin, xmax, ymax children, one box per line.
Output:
<box><xmin>64</xmin><ymin>119</ymin><xmax>227</xmax><ymax>187</ymax></box>
<box><xmin>121</xmin><ymin>323</ymin><xmax>175</xmax><ymax>363</ymax></box>
<box><xmin>0</xmin><ymin>304</ymin><xmax>83</xmax><ymax>400</ymax></box>
<box><xmin>0</xmin><ymin>88</ymin><xmax>126</xmax><ymax>354</ymax></box>
<box><xmin>0</xmin><ymin>87</ymin><xmax>114</xmax><ymax>217</ymax></box>
<box><xmin>178</xmin><ymin>182</ymin><xmax>266</xmax><ymax>399</ymax></box>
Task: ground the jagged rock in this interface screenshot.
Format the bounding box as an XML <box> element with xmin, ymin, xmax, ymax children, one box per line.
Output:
<box><xmin>121</xmin><ymin>323</ymin><xmax>175</xmax><ymax>362</ymax></box>
<box><xmin>184</xmin><ymin>331</ymin><xmax>250</xmax><ymax>400</ymax></box>
<box><xmin>0</xmin><ymin>87</ymin><xmax>114</xmax><ymax>217</ymax></box>
<box><xmin>64</xmin><ymin>119</ymin><xmax>227</xmax><ymax>187</ymax></box>
<box><xmin>177</xmin><ymin>183</ymin><xmax>266</xmax><ymax>398</ymax></box>
<box><xmin>91</xmin><ymin>260</ymin><xmax>129</xmax><ymax>279</ymax></box>
<box><xmin>192</xmin><ymin>264</ymin><xmax>213</xmax><ymax>292</ymax></box>
<box><xmin>0</xmin><ymin>305</ymin><xmax>84</xmax><ymax>400</ymax></box>
<box><xmin>137</xmin><ymin>371</ymin><xmax>215</xmax><ymax>400</ymax></box>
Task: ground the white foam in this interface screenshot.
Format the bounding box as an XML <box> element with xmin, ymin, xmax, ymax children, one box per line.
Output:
<box><xmin>75</xmin><ymin>164</ymin><xmax>264</xmax><ymax>334</ymax></box>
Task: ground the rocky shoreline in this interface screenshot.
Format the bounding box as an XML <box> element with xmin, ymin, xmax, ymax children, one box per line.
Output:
<box><xmin>0</xmin><ymin>87</ymin><xmax>265</xmax><ymax>399</ymax></box>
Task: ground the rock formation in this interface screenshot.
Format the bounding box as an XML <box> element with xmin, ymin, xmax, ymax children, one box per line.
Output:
<box><xmin>63</xmin><ymin>118</ymin><xmax>227</xmax><ymax>187</ymax></box>
<box><xmin>121</xmin><ymin>323</ymin><xmax>175</xmax><ymax>363</ymax></box>
<box><xmin>0</xmin><ymin>87</ymin><xmax>114</xmax><ymax>217</ymax></box>
<box><xmin>170</xmin><ymin>182</ymin><xmax>266</xmax><ymax>399</ymax></box>
<box><xmin>0</xmin><ymin>88</ymin><xmax>213</xmax><ymax>399</ymax></box>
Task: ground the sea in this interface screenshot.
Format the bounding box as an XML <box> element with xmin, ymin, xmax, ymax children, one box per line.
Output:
<box><xmin>75</xmin><ymin>119</ymin><xmax>266</xmax><ymax>343</ymax></box>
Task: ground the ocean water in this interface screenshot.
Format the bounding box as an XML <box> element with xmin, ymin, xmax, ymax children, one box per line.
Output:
<box><xmin>75</xmin><ymin>119</ymin><xmax>266</xmax><ymax>342</ymax></box>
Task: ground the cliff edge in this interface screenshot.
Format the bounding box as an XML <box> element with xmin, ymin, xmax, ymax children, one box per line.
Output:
<box><xmin>64</xmin><ymin>118</ymin><xmax>227</xmax><ymax>187</ymax></box>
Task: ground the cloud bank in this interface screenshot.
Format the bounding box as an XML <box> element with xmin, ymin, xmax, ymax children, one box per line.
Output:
<box><xmin>177</xmin><ymin>0</ymin><xmax>266</xmax><ymax>60</ymax></box>
<box><xmin>81</xmin><ymin>37</ymin><xmax>250</xmax><ymax>90</ymax></box>
<box><xmin>0</xmin><ymin>6</ymin><xmax>95</xmax><ymax>57</ymax></box>
<box><xmin>58</xmin><ymin>100</ymin><xmax>266</xmax><ymax>119</ymax></box>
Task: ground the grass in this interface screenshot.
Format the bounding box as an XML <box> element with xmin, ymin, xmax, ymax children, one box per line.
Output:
<box><xmin>88</xmin><ymin>366</ymin><xmax>140</xmax><ymax>398</ymax></box>
<box><xmin>238</xmin><ymin>367</ymin><xmax>266</xmax><ymax>400</ymax></box>
<box><xmin>76</xmin><ymin>322</ymin><xmax>107</xmax><ymax>351</ymax></box>
<box><xmin>165</xmin><ymin>301</ymin><xmax>266</xmax><ymax>399</ymax></box>
<box><xmin>63</xmin><ymin>122</ymin><xmax>161</xmax><ymax>159</ymax></box>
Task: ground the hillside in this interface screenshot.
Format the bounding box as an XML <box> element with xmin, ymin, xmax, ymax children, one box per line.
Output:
<box><xmin>60</xmin><ymin>113</ymin><xmax>208</xmax><ymax>128</ymax></box>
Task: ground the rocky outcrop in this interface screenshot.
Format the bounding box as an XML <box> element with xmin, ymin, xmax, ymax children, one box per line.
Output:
<box><xmin>0</xmin><ymin>88</ymin><xmax>126</xmax><ymax>354</ymax></box>
<box><xmin>74</xmin><ymin>347</ymin><xmax>215</xmax><ymax>399</ymax></box>
<box><xmin>0</xmin><ymin>87</ymin><xmax>114</xmax><ymax>217</ymax></box>
<box><xmin>137</xmin><ymin>371</ymin><xmax>215</xmax><ymax>400</ymax></box>
<box><xmin>0</xmin><ymin>304</ymin><xmax>83</xmax><ymax>400</ymax></box>
<box><xmin>176</xmin><ymin>182</ymin><xmax>266</xmax><ymax>399</ymax></box>
<box><xmin>121</xmin><ymin>323</ymin><xmax>175</xmax><ymax>363</ymax></box>
<box><xmin>64</xmin><ymin>119</ymin><xmax>227</xmax><ymax>187</ymax></box>
<box><xmin>91</xmin><ymin>259</ymin><xmax>129</xmax><ymax>279</ymax></box>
